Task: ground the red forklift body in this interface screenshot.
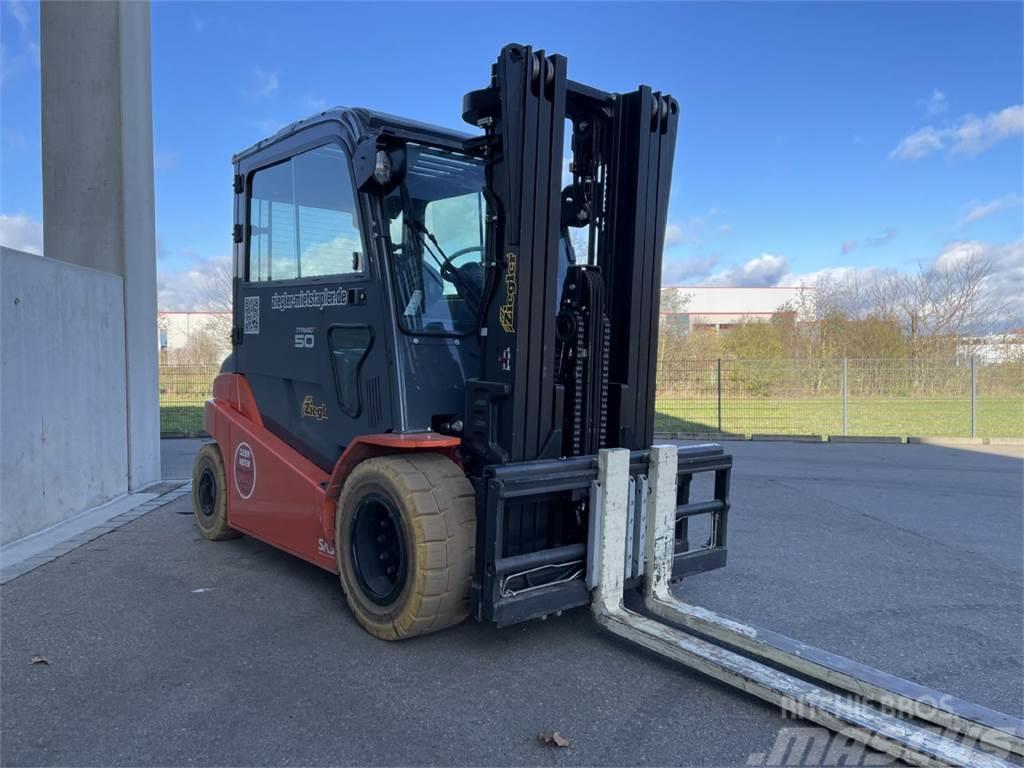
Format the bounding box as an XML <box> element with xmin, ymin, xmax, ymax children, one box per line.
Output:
<box><xmin>205</xmin><ymin>373</ymin><xmax>458</xmax><ymax>571</ymax></box>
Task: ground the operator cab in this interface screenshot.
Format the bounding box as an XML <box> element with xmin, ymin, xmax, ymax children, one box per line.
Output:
<box><xmin>228</xmin><ymin>109</ymin><xmax>486</xmax><ymax>470</ymax></box>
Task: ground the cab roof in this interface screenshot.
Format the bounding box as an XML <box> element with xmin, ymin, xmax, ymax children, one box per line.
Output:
<box><xmin>232</xmin><ymin>107</ymin><xmax>476</xmax><ymax>163</ymax></box>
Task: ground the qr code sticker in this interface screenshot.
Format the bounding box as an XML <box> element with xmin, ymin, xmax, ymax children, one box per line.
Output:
<box><xmin>244</xmin><ymin>295</ymin><xmax>260</xmax><ymax>335</ymax></box>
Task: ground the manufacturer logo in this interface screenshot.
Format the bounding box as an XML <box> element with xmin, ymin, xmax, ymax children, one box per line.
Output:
<box><xmin>498</xmin><ymin>251</ymin><xmax>517</xmax><ymax>334</ymax></box>
<box><xmin>233</xmin><ymin>442</ymin><xmax>256</xmax><ymax>499</ymax></box>
<box><xmin>301</xmin><ymin>395</ymin><xmax>328</xmax><ymax>421</ymax></box>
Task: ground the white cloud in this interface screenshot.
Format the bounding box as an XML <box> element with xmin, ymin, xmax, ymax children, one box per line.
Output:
<box><xmin>933</xmin><ymin>239</ymin><xmax>1024</xmax><ymax>323</ymax></box>
<box><xmin>958</xmin><ymin>193</ymin><xmax>1022</xmax><ymax>227</ymax></box>
<box><xmin>667</xmin><ymin>208</ymin><xmax>726</xmax><ymax>248</ymax></box>
<box><xmin>5</xmin><ymin>0</ymin><xmax>29</xmax><ymax>33</ymax></box>
<box><xmin>708</xmin><ymin>253</ymin><xmax>788</xmax><ymax>287</ymax></box>
<box><xmin>933</xmin><ymin>240</ymin><xmax>983</xmax><ymax>273</ymax></box>
<box><xmin>951</xmin><ymin>105</ymin><xmax>1024</xmax><ymax>155</ymax></box>
<box><xmin>840</xmin><ymin>226</ymin><xmax>896</xmax><ymax>255</ymax></box>
<box><xmin>779</xmin><ymin>265</ymin><xmax>865</xmax><ymax>287</ymax></box>
<box><xmin>0</xmin><ymin>3</ymin><xmax>38</xmax><ymax>86</ymax></box>
<box><xmin>246</xmin><ymin>67</ymin><xmax>280</xmax><ymax>100</ymax></box>
<box><xmin>661</xmin><ymin>254</ymin><xmax>717</xmax><ymax>285</ymax></box>
<box><xmin>0</xmin><ymin>39</ymin><xmax>38</xmax><ymax>85</ymax></box>
<box><xmin>0</xmin><ymin>213</ymin><xmax>43</xmax><ymax>255</ymax></box>
<box><xmin>154</xmin><ymin>149</ymin><xmax>181</xmax><ymax>173</ymax></box>
<box><xmin>245</xmin><ymin>117</ymin><xmax>286</xmax><ymax>138</ymax></box>
<box><xmin>561</xmin><ymin>156</ymin><xmax>573</xmax><ymax>188</ymax></box>
<box><xmin>664</xmin><ymin>223</ymin><xmax>683</xmax><ymax>247</ymax></box>
<box><xmin>890</xmin><ymin>126</ymin><xmax>945</xmax><ymax>160</ymax></box>
<box><xmin>158</xmin><ymin>252</ymin><xmax>232</xmax><ymax>311</ymax></box>
<box><xmin>890</xmin><ymin>104</ymin><xmax>1024</xmax><ymax>160</ymax></box>
<box><xmin>982</xmin><ymin>240</ymin><xmax>1024</xmax><ymax>321</ymax></box>
<box><xmin>304</xmin><ymin>95</ymin><xmax>328</xmax><ymax>113</ymax></box>
<box><xmin>920</xmin><ymin>88</ymin><xmax>948</xmax><ymax>116</ymax></box>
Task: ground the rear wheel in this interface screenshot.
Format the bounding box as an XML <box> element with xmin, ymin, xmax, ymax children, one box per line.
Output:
<box><xmin>335</xmin><ymin>453</ymin><xmax>476</xmax><ymax>640</ymax></box>
<box><xmin>191</xmin><ymin>443</ymin><xmax>240</xmax><ymax>541</ymax></box>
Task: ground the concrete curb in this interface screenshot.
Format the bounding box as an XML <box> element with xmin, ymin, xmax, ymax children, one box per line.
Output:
<box><xmin>655</xmin><ymin>432</ymin><xmax>1022</xmax><ymax>445</ymax></box>
<box><xmin>751</xmin><ymin>434</ymin><xmax>823</xmax><ymax>442</ymax></box>
<box><xmin>906</xmin><ymin>436</ymin><xmax>985</xmax><ymax>445</ymax></box>
<box><xmin>828</xmin><ymin>435</ymin><xmax>904</xmax><ymax>444</ymax></box>
<box><xmin>654</xmin><ymin>432</ymin><xmax>749</xmax><ymax>441</ymax></box>
<box><xmin>907</xmin><ymin>436</ymin><xmax>1024</xmax><ymax>446</ymax></box>
<box><xmin>0</xmin><ymin>482</ymin><xmax>191</xmax><ymax>585</ymax></box>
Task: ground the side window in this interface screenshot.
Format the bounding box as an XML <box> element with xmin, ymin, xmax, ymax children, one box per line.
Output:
<box><xmin>247</xmin><ymin>144</ymin><xmax>363</xmax><ymax>282</ymax></box>
<box><xmin>423</xmin><ymin>192</ymin><xmax>484</xmax><ymax>296</ymax></box>
<box><xmin>249</xmin><ymin>162</ymin><xmax>297</xmax><ymax>281</ymax></box>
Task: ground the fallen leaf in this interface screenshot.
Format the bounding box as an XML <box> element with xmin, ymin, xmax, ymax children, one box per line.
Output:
<box><xmin>30</xmin><ymin>656</ymin><xmax>49</xmax><ymax>666</ymax></box>
<box><xmin>537</xmin><ymin>730</ymin><xmax>570</xmax><ymax>748</ymax></box>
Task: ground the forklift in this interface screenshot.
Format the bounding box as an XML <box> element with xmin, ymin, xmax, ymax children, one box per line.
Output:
<box><xmin>193</xmin><ymin>45</ymin><xmax>1022</xmax><ymax>766</ymax></box>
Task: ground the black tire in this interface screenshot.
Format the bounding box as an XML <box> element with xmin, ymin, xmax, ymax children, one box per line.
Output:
<box><xmin>191</xmin><ymin>443</ymin><xmax>240</xmax><ymax>541</ymax></box>
<box><xmin>335</xmin><ymin>453</ymin><xmax>476</xmax><ymax>640</ymax></box>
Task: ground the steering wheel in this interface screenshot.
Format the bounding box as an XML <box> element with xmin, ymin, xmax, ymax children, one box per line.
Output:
<box><xmin>439</xmin><ymin>245</ymin><xmax>483</xmax><ymax>283</ymax></box>
<box><xmin>447</xmin><ymin>245</ymin><xmax>483</xmax><ymax>262</ymax></box>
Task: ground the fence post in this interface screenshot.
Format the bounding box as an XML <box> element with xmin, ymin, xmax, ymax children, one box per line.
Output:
<box><xmin>842</xmin><ymin>357</ymin><xmax>849</xmax><ymax>436</ymax></box>
<box><xmin>716</xmin><ymin>358</ymin><xmax>723</xmax><ymax>434</ymax></box>
<box><xmin>970</xmin><ymin>355</ymin><xmax>977</xmax><ymax>438</ymax></box>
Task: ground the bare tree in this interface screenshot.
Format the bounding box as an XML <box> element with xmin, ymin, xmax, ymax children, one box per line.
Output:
<box><xmin>810</xmin><ymin>247</ymin><xmax>1008</xmax><ymax>361</ymax></box>
<box><xmin>193</xmin><ymin>261</ymin><xmax>234</xmax><ymax>354</ymax></box>
<box><xmin>872</xmin><ymin>247</ymin><xmax>1006</xmax><ymax>357</ymax></box>
<box><xmin>658</xmin><ymin>288</ymin><xmax>695</xmax><ymax>362</ymax></box>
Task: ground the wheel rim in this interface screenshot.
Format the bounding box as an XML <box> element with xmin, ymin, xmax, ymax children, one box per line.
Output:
<box><xmin>197</xmin><ymin>467</ymin><xmax>217</xmax><ymax>518</ymax></box>
<box><xmin>350</xmin><ymin>492</ymin><xmax>408</xmax><ymax>606</ymax></box>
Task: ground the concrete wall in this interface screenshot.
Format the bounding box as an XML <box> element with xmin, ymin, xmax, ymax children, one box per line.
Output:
<box><xmin>0</xmin><ymin>248</ymin><xmax>129</xmax><ymax>545</ymax></box>
<box><xmin>40</xmin><ymin>0</ymin><xmax>160</xmax><ymax>491</ymax></box>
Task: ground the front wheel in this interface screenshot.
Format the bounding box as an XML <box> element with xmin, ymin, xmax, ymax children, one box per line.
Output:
<box><xmin>335</xmin><ymin>453</ymin><xmax>476</xmax><ymax>640</ymax></box>
<box><xmin>191</xmin><ymin>443</ymin><xmax>241</xmax><ymax>541</ymax></box>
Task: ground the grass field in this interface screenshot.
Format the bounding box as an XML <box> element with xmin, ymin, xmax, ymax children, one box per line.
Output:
<box><xmin>160</xmin><ymin>404</ymin><xmax>205</xmax><ymax>436</ymax></box>
<box><xmin>653</xmin><ymin>396</ymin><xmax>1023</xmax><ymax>438</ymax></box>
<box><xmin>161</xmin><ymin>396</ymin><xmax>1022</xmax><ymax>438</ymax></box>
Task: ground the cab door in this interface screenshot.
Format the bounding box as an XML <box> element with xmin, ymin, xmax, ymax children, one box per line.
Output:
<box><xmin>233</xmin><ymin>138</ymin><xmax>392</xmax><ymax>479</ymax></box>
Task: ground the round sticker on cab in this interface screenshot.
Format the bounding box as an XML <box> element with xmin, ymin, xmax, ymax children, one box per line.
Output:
<box><xmin>233</xmin><ymin>441</ymin><xmax>256</xmax><ymax>499</ymax></box>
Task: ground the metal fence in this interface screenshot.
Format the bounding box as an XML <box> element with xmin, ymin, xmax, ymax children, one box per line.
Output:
<box><xmin>158</xmin><ymin>357</ymin><xmax>1023</xmax><ymax>438</ymax></box>
<box><xmin>654</xmin><ymin>358</ymin><xmax>1023</xmax><ymax>438</ymax></box>
<box><xmin>159</xmin><ymin>363</ymin><xmax>221</xmax><ymax>436</ymax></box>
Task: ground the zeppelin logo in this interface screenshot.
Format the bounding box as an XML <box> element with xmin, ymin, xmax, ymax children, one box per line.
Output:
<box><xmin>498</xmin><ymin>251</ymin><xmax>517</xmax><ymax>334</ymax></box>
<box><xmin>301</xmin><ymin>395</ymin><xmax>328</xmax><ymax>421</ymax></box>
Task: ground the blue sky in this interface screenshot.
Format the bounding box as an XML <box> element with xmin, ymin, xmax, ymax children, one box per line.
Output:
<box><xmin>2</xmin><ymin>1</ymin><xmax>1022</xmax><ymax>309</ymax></box>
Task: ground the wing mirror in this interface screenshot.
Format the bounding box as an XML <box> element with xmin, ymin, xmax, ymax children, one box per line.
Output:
<box><xmin>354</xmin><ymin>138</ymin><xmax>407</xmax><ymax>194</ymax></box>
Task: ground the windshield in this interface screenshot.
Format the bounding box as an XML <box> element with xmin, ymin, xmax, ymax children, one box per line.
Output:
<box><xmin>385</xmin><ymin>145</ymin><xmax>486</xmax><ymax>335</ymax></box>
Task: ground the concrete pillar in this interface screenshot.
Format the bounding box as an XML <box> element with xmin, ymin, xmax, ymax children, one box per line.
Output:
<box><xmin>40</xmin><ymin>0</ymin><xmax>160</xmax><ymax>489</ymax></box>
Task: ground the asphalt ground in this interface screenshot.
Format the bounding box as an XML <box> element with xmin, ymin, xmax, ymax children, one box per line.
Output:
<box><xmin>1</xmin><ymin>439</ymin><xmax>1021</xmax><ymax>766</ymax></box>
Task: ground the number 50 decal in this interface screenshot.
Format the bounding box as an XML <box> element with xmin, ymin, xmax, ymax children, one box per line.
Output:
<box><xmin>294</xmin><ymin>327</ymin><xmax>315</xmax><ymax>349</ymax></box>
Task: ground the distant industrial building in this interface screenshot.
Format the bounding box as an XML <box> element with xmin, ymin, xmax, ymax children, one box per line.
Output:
<box><xmin>957</xmin><ymin>332</ymin><xmax>1024</xmax><ymax>364</ymax></box>
<box><xmin>661</xmin><ymin>285</ymin><xmax>814</xmax><ymax>334</ymax></box>
<box><xmin>158</xmin><ymin>311</ymin><xmax>231</xmax><ymax>360</ymax></box>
